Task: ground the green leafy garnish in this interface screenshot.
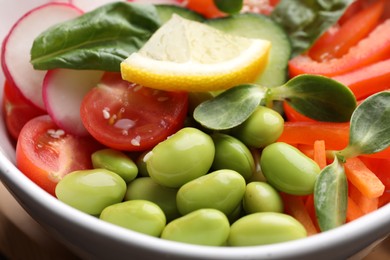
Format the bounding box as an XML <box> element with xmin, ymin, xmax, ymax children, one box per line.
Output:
<box><xmin>314</xmin><ymin>156</ymin><xmax>348</xmax><ymax>232</ymax></box>
<box><xmin>213</xmin><ymin>0</ymin><xmax>243</xmax><ymax>14</ymax></box>
<box><xmin>193</xmin><ymin>84</ymin><xmax>267</xmax><ymax>130</ymax></box>
<box><xmin>194</xmin><ymin>75</ymin><xmax>357</xmax><ymax>130</ymax></box>
<box><xmin>314</xmin><ymin>91</ymin><xmax>390</xmax><ymax>231</ymax></box>
<box><xmin>31</xmin><ymin>2</ymin><xmax>161</xmax><ymax>72</ymax></box>
<box><xmin>271</xmin><ymin>0</ymin><xmax>354</xmax><ymax>57</ymax></box>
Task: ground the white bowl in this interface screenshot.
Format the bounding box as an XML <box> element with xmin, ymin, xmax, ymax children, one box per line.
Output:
<box><xmin>1</xmin><ymin>1</ymin><xmax>390</xmax><ymax>259</ymax></box>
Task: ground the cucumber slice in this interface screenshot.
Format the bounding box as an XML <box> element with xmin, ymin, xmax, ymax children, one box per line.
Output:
<box><xmin>206</xmin><ymin>13</ymin><xmax>292</xmax><ymax>87</ymax></box>
<box><xmin>156</xmin><ymin>4</ymin><xmax>205</xmax><ymax>24</ymax></box>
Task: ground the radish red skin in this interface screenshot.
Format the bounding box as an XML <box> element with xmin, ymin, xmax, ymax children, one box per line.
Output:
<box><xmin>1</xmin><ymin>3</ymin><xmax>83</xmax><ymax>111</ymax></box>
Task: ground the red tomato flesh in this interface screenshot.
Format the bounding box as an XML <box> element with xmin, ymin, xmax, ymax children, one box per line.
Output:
<box><xmin>16</xmin><ymin>115</ymin><xmax>102</xmax><ymax>196</ymax></box>
<box><xmin>80</xmin><ymin>73</ymin><xmax>188</xmax><ymax>152</ymax></box>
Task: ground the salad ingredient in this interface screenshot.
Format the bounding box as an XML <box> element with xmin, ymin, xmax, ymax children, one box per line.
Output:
<box><xmin>333</xmin><ymin>58</ymin><xmax>390</xmax><ymax>100</ymax></box>
<box><xmin>344</xmin><ymin>158</ymin><xmax>385</xmax><ymax>199</ymax></box>
<box><xmin>243</xmin><ymin>182</ymin><xmax>284</xmax><ymax>214</ymax></box>
<box><xmin>124</xmin><ymin>177</ymin><xmax>180</xmax><ymax>221</ymax></box>
<box><xmin>161</xmin><ymin>208</ymin><xmax>230</xmax><ymax>246</ymax></box>
<box><xmin>308</xmin><ymin>0</ymin><xmax>385</xmax><ymax>61</ymax></box>
<box><xmin>176</xmin><ymin>169</ymin><xmax>246</xmax><ymax>215</ymax></box>
<box><xmin>313</xmin><ymin>140</ymin><xmax>327</xmax><ymax>169</ymax></box>
<box><xmin>231</xmin><ymin>106</ymin><xmax>284</xmax><ymax>148</ymax></box>
<box><xmin>213</xmin><ymin>0</ymin><xmax>243</xmax><ymax>14</ymax></box>
<box><xmin>155</xmin><ymin>3</ymin><xmax>205</xmax><ymax>22</ymax></box>
<box><xmin>271</xmin><ymin>0</ymin><xmax>353</xmax><ymax>57</ymax></box>
<box><xmin>185</xmin><ymin>0</ymin><xmax>226</xmax><ymax>18</ymax></box>
<box><xmin>206</xmin><ymin>13</ymin><xmax>291</xmax><ymax>87</ymax></box>
<box><xmin>194</xmin><ymin>74</ymin><xmax>356</xmax><ymax>130</ymax></box>
<box><xmin>121</xmin><ymin>14</ymin><xmax>271</xmax><ymax>92</ymax></box>
<box><xmin>31</xmin><ymin>2</ymin><xmax>160</xmax><ymax>72</ymax></box>
<box><xmin>91</xmin><ymin>148</ymin><xmax>138</xmax><ymax>183</ymax></box>
<box><xmin>2</xmin><ymin>80</ymin><xmax>45</xmax><ymax>140</ymax></box>
<box><xmin>289</xmin><ymin>18</ymin><xmax>390</xmax><ymax>77</ymax></box>
<box><xmin>260</xmin><ymin>142</ymin><xmax>321</xmax><ymax>195</ymax></box>
<box><xmin>43</xmin><ymin>69</ymin><xmax>104</xmax><ymax>136</ymax></box>
<box><xmin>211</xmin><ymin>133</ymin><xmax>255</xmax><ymax>181</ymax></box>
<box><xmin>80</xmin><ymin>73</ymin><xmax>188</xmax><ymax>151</ymax></box>
<box><xmin>145</xmin><ymin>127</ymin><xmax>215</xmax><ymax>188</ymax></box>
<box><xmin>99</xmin><ymin>200</ymin><xmax>166</xmax><ymax>237</ymax></box>
<box><xmin>1</xmin><ymin>3</ymin><xmax>82</xmax><ymax>110</ymax></box>
<box><xmin>71</xmin><ymin>0</ymin><xmax>126</xmax><ymax>12</ymax></box>
<box><xmin>55</xmin><ymin>169</ymin><xmax>127</xmax><ymax>215</ymax></box>
<box><xmin>314</xmin><ymin>156</ymin><xmax>347</xmax><ymax>231</ymax></box>
<box><xmin>282</xmin><ymin>194</ymin><xmax>318</xmax><ymax>236</ymax></box>
<box><xmin>16</xmin><ymin>115</ymin><xmax>101</xmax><ymax>196</ymax></box>
<box><xmin>228</xmin><ymin>212</ymin><xmax>307</xmax><ymax>246</ymax></box>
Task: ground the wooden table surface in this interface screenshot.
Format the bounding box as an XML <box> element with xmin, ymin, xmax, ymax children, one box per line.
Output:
<box><xmin>0</xmin><ymin>181</ymin><xmax>389</xmax><ymax>260</ymax></box>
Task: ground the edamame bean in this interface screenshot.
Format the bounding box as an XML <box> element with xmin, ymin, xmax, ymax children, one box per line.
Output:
<box><xmin>55</xmin><ymin>169</ymin><xmax>126</xmax><ymax>215</ymax></box>
<box><xmin>232</xmin><ymin>106</ymin><xmax>284</xmax><ymax>148</ymax></box>
<box><xmin>100</xmin><ymin>200</ymin><xmax>166</xmax><ymax>237</ymax></box>
<box><xmin>211</xmin><ymin>133</ymin><xmax>255</xmax><ymax>181</ymax></box>
<box><xmin>146</xmin><ymin>127</ymin><xmax>215</xmax><ymax>188</ymax></box>
<box><xmin>176</xmin><ymin>169</ymin><xmax>246</xmax><ymax>215</ymax></box>
<box><xmin>92</xmin><ymin>148</ymin><xmax>138</xmax><ymax>183</ymax></box>
<box><xmin>260</xmin><ymin>142</ymin><xmax>320</xmax><ymax>195</ymax></box>
<box><xmin>248</xmin><ymin>148</ymin><xmax>267</xmax><ymax>182</ymax></box>
<box><xmin>125</xmin><ymin>177</ymin><xmax>180</xmax><ymax>221</ymax></box>
<box><xmin>243</xmin><ymin>182</ymin><xmax>284</xmax><ymax>214</ymax></box>
<box><xmin>136</xmin><ymin>150</ymin><xmax>150</xmax><ymax>177</ymax></box>
<box><xmin>228</xmin><ymin>212</ymin><xmax>307</xmax><ymax>246</ymax></box>
<box><xmin>161</xmin><ymin>208</ymin><xmax>230</xmax><ymax>246</ymax></box>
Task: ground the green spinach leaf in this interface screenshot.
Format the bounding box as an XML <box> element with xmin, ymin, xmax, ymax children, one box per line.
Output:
<box><xmin>271</xmin><ymin>0</ymin><xmax>353</xmax><ymax>57</ymax></box>
<box><xmin>31</xmin><ymin>2</ymin><xmax>161</xmax><ymax>72</ymax></box>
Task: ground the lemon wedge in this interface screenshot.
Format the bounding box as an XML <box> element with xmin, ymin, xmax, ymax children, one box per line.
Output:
<box><xmin>120</xmin><ymin>14</ymin><xmax>271</xmax><ymax>92</ymax></box>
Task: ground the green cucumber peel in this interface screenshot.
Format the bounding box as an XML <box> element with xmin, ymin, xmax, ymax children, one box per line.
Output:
<box><xmin>194</xmin><ymin>74</ymin><xmax>357</xmax><ymax>130</ymax></box>
<box><xmin>314</xmin><ymin>156</ymin><xmax>348</xmax><ymax>232</ymax></box>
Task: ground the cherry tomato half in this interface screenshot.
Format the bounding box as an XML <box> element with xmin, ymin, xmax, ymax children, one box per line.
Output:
<box><xmin>80</xmin><ymin>73</ymin><xmax>188</xmax><ymax>152</ymax></box>
<box><xmin>16</xmin><ymin>115</ymin><xmax>102</xmax><ymax>196</ymax></box>
<box><xmin>2</xmin><ymin>80</ymin><xmax>45</xmax><ymax>140</ymax></box>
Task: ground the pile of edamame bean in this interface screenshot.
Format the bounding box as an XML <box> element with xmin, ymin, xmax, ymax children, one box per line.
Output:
<box><xmin>56</xmin><ymin>105</ymin><xmax>320</xmax><ymax>246</ymax></box>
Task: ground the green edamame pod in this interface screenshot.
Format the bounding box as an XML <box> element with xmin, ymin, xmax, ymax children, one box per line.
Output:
<box><xmin>92</xmin><ymin>148</ymin><xmax>138</xmax><ymax>183</ymax></box>
<box><xmin>100</xmin><ymin>200</ymin><xmax>166</xmax><ymax>237</ymax></box>
<box><xmin>260</xmin><ymin>142</ymin><xmax>320</xmax><ymax>195</ymax></box>
<box><xmin>243</xmin><ymin>182</ymin><xmax>284</xmax><ymax>214</ymax></box>
<box><xmin>55</xmin><ymin>169</ymin><xmax>127</xmax><ymax>215</ymax></box>
<box><xmin>228</xmin><ymin>212</ymin><xmax>307</xmax><ymax>246</ymax></box>
<box><xmin>146</xmin><ymin>127</ymin><xmax>215</xmax><ymax>188</ymax></box>
<box><xmin>161</xmin><ymin>208</ymin><xmax>230</xmax><ymax>246</ymax></box>
<box><xmin>176</xmin><ymin>169</ymin><xmax>246</xmax><ymax>215</ymax></box>
<box><xmin>125</xmin><ymin>177</ymin><xmax>180</xmax><ymax>221</ymax></box>
<box><xmin>211</xmin><ymin>133</ymin><xmax>255</xmax><ymax>181</ymax></box>
<box><xmin>232</xmin><ymin>106</ymin><xmax>284</xmax><ymax>148</ymax></box>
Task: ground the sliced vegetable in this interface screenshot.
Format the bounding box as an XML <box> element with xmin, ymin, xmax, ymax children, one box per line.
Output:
<box><xmin>313</xmin><ymin>140</ymin><xmax>327</xmax><ymax>169</ymax></box>
<box><xmin>270</xmin><ymin>0</ymin><xmax>353</xmax><ymax>57</ymax></box>
<box><xmin>213</xmin><ymin>0</ymin><xmax>243</xmax><ymax>14</ymax></box>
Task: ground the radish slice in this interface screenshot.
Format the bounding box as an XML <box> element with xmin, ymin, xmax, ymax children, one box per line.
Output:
<box><xmin>1</xmin><ymin>3</ymin><xmax>83</xmax><ymax>111</ymax></box>
<box><xmin>128</xmin><ymin>0</ymin><xmax>184</xmax><ymax>5</ymax></box>
<box><xmin>43</xmin><ymin>69</ymin><xmax>104</xmax><ymax>136</ymax></box>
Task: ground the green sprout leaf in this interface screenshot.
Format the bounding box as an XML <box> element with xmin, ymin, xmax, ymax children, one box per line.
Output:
<box><xmin>339</xmin><ymin>91</ymin><xmax>390</xmax><ymax>158</ymax></box>
<box><xmin>270</xmin><ymin>74</ymin><xmax>357</xmax><ymax>122</ymax></box>
<box><xmin>193</xmin><ymin>84</ymin><xmax>267</xmax><ymax>130</ymax></box>
<box><xmin>314</xmin><ymin>156</ymin><xmax>348</xmax><ymax>232</ymax></box>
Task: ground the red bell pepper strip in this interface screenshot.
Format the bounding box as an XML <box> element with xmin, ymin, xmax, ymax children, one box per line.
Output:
<box><xmin>289</xmin><ymin>18</ymin><xmax>390</xmax><ymax>77</ymax></box>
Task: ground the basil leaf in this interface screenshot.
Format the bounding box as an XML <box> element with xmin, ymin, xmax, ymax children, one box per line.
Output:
<box><xmin>271</xmin><ymin>74</ymin><xmax>356</xmax><ymax>122</ymax></box>
<box><xmin>314</xmin><ymin>156</ymin><xmax>347</xmax><ymax>232</ymax></box>
<box><xmin>340</xmin><ymin>91</ymin><xmax>390</xmax><ymax>158</ymax></box>
<box><xmin>193</xmin><ymin>84</ymin><xmax>267</xmax><ymax>130</ymax></box>
<box><xmin>271</xmin><ymin>0</ymin><xmax>353</xmax><ymax>57</ymax></box>
<box><xmin>31</xmin><ymin>2</ymin><xmax>161</xmax><ymax>72</ymax></box>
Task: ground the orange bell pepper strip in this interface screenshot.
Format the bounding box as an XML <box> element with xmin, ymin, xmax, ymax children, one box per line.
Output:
<box><xmin>289</xmin><ymin>18</ymin><xmax>390</xmax><ymax>77</ymax></box>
